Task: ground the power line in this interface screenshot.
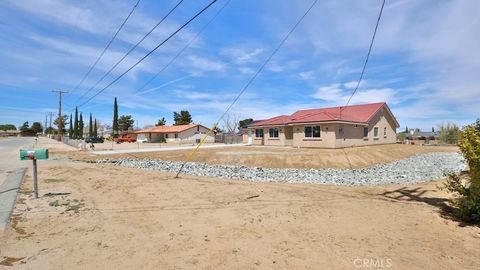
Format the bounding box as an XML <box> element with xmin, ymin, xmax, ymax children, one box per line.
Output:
<box><xmin>70</xmin><ymin>0</ymin><xmax>141</xmax><ymax>97</ymax></box>
<box><xmin>73</xmin><ymin>0</ymin><xmax>186</xmax><ymax>107</ymax></box>
<box><xmin>343</xmin><ymin>0</ymin><xmax>386</xmax><ymax>109</ymax></box>
<box><xmin>134</xmin><ymin>0</ymin><xmax>232</xmax><ymax>94</ymax></box>
<box><xmin>77</xmin><ymin>0</ymin><xmax>218</xmax><ymax>108</ymax></box>
<box><xmin>175</xmin><ymin>0</ymin><xmax>319</xmax><ymax>178</ymax></box>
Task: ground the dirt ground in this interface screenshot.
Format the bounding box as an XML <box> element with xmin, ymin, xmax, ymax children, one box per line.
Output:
<box><xmin>0</xmin><ymin>139</ymin><xmax>478</xmax><ymax>269</ymax></box>
<box><xmin>88</xmin><ymin>144</ymin><xmax>458</xmax><ymax>169</ymax></box>
<box><xmin>85</xmin><ymin>140</ymin><xmax>216</xmax><ymax>151</ymax></box>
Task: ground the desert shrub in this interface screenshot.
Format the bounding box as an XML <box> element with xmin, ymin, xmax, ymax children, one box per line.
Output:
<box><xmin>441</xmin><ymin>119</ymin><xmax>480</xmax><ymax>222</ymax></box>
<box><xmin>397</xmin><ymin>132</ymin><xmax>406</xmax><ymax>142</ymax></box>
<box><xmin>437</xmin><ymin>122</ymin><xmax>460</xmax><ymax>144</ymax></box>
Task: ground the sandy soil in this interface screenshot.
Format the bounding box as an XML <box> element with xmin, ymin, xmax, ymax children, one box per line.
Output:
<box><xmin>89</xmin><ymin>140</ymin><xmax>216</xmax><ymax>151</ymax></box>
<box><xmin>89</xmin><ymin>144</ymin><xmax>459</xmax><ymax>169</ymax></box>
<box><xmin>0</xmin><ymin>139</ymin><xmax>478</xmax><ymax>269</ymax></box>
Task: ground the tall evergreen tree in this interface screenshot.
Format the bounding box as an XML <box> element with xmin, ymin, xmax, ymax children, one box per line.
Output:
<box><xmin>74</xmin><ymin>107</ymin><xmax>79</xmax><ymax>139</ymax></box>
<box><xmin>173</xmin><ymin>110</ymin><xmax>193</xmax><ymax>125</ymax></box>
<box><xmin>89</xmin><ymin>113</ymin><xmax>93</xmax><ymax>137</ymax></box>
<box><xmin>93</xmin><ymin>119</ymin><xmax>98</xmax><ymax>137</ymax></box>
<box><xmin>113</xmin><ymin>97</ymin><xmax>119</xmax><ymax>137</ymax></box>
<box><xmin>68</xmin><ymin>113</ymin><xmax>73</xmax><ymax>139</ymax></box>
<box><xmin>405</xmin><ymin>126</ymin><xmax>408</xmax><ymax>133</ymax></box>
<box><xmin>79</xmin><ymin>113</ymin><xmax>84</xmax><ymax>139</ymax></box>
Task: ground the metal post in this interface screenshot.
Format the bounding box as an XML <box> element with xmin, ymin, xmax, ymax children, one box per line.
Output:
<box><xmin>33</xmin><ymin>159</ymin><xmax>38</xmax><ymax>199</ymax></box>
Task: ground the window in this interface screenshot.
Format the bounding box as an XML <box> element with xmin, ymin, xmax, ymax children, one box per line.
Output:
<box><xmin>269</xmin><ymin>128</ymin><xmax>279</xmax><ymax>138</ymax></box>
<box><xmin>384</xmin><ymin>127</ymin><xmax>387</xmax><ymax>136</ymax></box>
<box><xmin>363</xmin><ymin>127</ymin><xmax>368</xmax><ymax>137</ymax></box>
<box><xmin>339</xmin><ymin>128</ymin><xmax>344</xmax><ymax>135</ymax></box>
<box><xmin>374</xmin><ymin>127</ymin><xmax>379</xmax><ymax>137</ymax></box>
<box><xmin>174</xmin><ymin>133</ymin><xmax>178</xmax><ymax>139</ymax></box>
<box><xmin>304</xmin><ymin>126</ymin><xmax>320</xmax><ymax>138</ymax></box>
<box><xmin>165</xmin><ymin>134</ymin><xmax>169</xmax><ymax>138</ymax></box>
<box><xmin>255</xmin><ymin>129</ymin><xmax>264</xmax><ymax>138</ymax></box>
<box><xmin>197</xmin><ymin>126</ymin><xmax>200</xmax><ymax>132</ymax></box>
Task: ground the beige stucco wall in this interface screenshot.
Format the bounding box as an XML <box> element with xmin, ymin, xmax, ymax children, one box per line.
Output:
<box><xmin>291</xmin><ymin>124</ymin><xmax>337</xmax><ymax>148</ymax></box>
<box><xmin>244</xmin><ymin>126</ymin><xmax>292</xmax><ymax>146</ymax></box>
<box><xmin>334</xmin><ymin>108</ymin><xmax>397</xmax><ymax>147</ymax></box>
<box><xmin>145</xmin><ymin>126</ymin><xmax>213</xmax><ymax>143</ymax></box>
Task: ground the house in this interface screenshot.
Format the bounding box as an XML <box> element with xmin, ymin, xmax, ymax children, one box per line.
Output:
<box><xmin>134</xmin><ymin>124</ymin><xmax>213</xmax><ymax>143</ymax></box>
<box><xmin>0</xmin><ymin>130</ymin><xmax>20</xmax><ymax>137</ymax></box>
<box><xmin>406</xmin><ymin>130</ymin><xmax>439</xmax><ymax>144</ymax></box>
<box><xmin>242</xmin><ymin>102</ymin><xmax>399</xmax><ymax>148</ymax></box>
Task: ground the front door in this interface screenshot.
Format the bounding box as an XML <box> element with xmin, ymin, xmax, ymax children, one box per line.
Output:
<box><xmin>247</xmin><ymin>130</ymin><xmax>253</xmax><ymax>144</ymax></box>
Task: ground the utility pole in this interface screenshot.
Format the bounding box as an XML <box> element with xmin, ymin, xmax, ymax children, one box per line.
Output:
<box><xmin>44</xmin><ymin>113</ymin><xmax>48</xmax><ymax>135</ymax></box>
<box><xmin>52</xmin><ymin>90</ymin><xmax>68</xmax><ymax>142</ymax></box>
<box><xmin>49</xmin><ymin>112</ymin><xmax>53</xmax><ymax>137</ymax></box>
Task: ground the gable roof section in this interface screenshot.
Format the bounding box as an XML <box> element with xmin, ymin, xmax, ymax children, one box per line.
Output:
<box><xmin>249</xmin><ymin>102</ymin><xmax>399</xmax><ymax>127</ymax></box>
<box><xmin>135</xmin><ymin>124</ymin><xmax>210</xmax><ymax>134</ymax></box>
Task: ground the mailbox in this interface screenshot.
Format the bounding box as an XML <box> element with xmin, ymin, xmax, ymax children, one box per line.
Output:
<box><xmin>20</xmin><ymin>148</ymin><xmax>49</xmax><ymax>160</ymax></box>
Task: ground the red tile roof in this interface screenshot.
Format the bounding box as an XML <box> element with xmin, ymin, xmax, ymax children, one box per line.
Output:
<box><xmin>135</xmin><ymin>124</ymin><xmax>209</xmax><ymax>134</ymax></box>
<box><xmin>249</xmin><ymin>102</ymin><xmax>399</xmax><ymax>127</ymax></box>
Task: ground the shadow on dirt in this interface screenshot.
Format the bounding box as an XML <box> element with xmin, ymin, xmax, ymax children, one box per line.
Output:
<box><xmin>379</xmin><ymin>185</ymin><xmax>478</xmax><ymax>227</ymax></box>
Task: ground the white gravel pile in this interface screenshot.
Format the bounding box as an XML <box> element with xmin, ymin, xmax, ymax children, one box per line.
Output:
<box><xmin>96</xmin><ymin>152</ymin><xmax>465</xmax><ymax>186</ymax></box>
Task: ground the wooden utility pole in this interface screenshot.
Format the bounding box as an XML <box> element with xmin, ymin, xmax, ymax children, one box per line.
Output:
<box><xmin>52</xmin><ymin>90</ymin><xmax>68</xmax><ymax>141</ymax></box>
<box><xmin>44</xmin><ymin>113</ymin><xmax>48</xmax><ymax>135</ymax></box>
<box><xmin>49</xmin><ymin>112</ymin><xmax>53</xmax><ymax>136</ymax></box>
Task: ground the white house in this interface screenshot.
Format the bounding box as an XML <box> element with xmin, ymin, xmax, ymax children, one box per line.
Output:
<box><xmin>134</xmin><ymin>124</ymin><xmax>213</xmax><ymax>143</ymax></box>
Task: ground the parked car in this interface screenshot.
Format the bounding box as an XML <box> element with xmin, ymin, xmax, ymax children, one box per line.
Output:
<box><xmin>85</xmin><ymin>136</ymin><xmax>104</xmax><ymax>143</ymax></box>
<box><xmin>113</xmin><ymin>134</ymin><xmax>136</xmax><ymax>143</ymax></box>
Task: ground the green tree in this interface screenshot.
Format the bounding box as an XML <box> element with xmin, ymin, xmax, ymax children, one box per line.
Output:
<box><xmin>68</xmin><ymin>113</ymin><xmax>73</xmax><ymax>139</ymax></box>
<box><xmin>441</xmin><ymin>119</ymin><xmax>480</xmax><ymax>222</ymax></box>
<box><xmin>156</xmin><ymin>117</ymin><xmax>166</xmax><ymax>126</ymax></box>
<box><xmin>19</xmin><ymin>121</ymin><xmax>29</xmax><ymax>132</ymax></box>
<box><xmin>119</xmin><ymin>115</ymin><xmax>134</xmax><ymax>131</ymax></box>
<box><xmin>74</xmin><ymin>107</ymin><xmax>79</xmax><ymax>139</ymax></box>
<box><xmin>238</xmin><ymin>118</ymin><xmax>253</xmax><ymax>130</ymax></box>
<box><xmin>0</xmin><ymin>124</ymin><xmax>16</xmax><ymax>131</ymax></box>
<box><xmin>437</xmin><ymin>122</ymin><xmax>460</xmax><ymax>144</ymax></box>
<box><xmin>79</xmin><ymin>113</ymin><xmax>84</xmax><ymax>139</ymax></box>
<box><xmin>212</xmin><ymin>125</ymin><xmax>222</xmax><ymax>134</ymax></box>
<box><xmin>54</xmin><ymin>115</ymin><xmax>68</xmax><ymax>135</ymax></box>
<box><xmin>89</xmin><ymin>113</ymin><xmax>93</xmax><ymax>137</ymax></box>
<box><xmin>31</xmin><ymin>122</ymin><xmax>43</xmax><ymax>134</ymax></box>
<box><xmin>173</xmin><ymin>110</ymin><xmax>192</xmax><ymax>125</ymax></box>
<box><xmin>405</xmin><ymin>126</ymin><xmax>408</xmax><ymax>133</ymax></box>
<box><xmin>432</xmin><ymin>127</ymin><xmax>435</xmax><ymax>133</ymax></box>
<box><xmin>113</xmin><ymin>97</ymin><xmax>119</xmax><ymax>138</ymax></box>
<box><xmin>93</xmin><ymin>119</ymin><xmax>98</xmax><ymax>137</ymax></box>
<box><xmin>19</xmin><ymin>122</ymin><xmax>35</xmax><ymax>136</ymax></box>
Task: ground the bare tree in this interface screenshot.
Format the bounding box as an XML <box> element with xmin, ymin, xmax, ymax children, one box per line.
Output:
<box><xmin>223</xmin><ymin>113</ymin><xmax>239</xmax><ymax>144</ymax></box>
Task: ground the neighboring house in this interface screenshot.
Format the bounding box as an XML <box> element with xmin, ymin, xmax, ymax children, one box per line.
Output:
<box><xmin>134</xmin><ymin>124</ymin><xmax>213</xmax><ymax>143</ymax></box>
<box><xmin>407</xmin><ymin>130</ymin><xmax>439</xmax><ymax>140</ymax></box>
<box><xmin>0</xmin><ymin>130</ymin><xmax>20</xmax><ymax>137</ymax></box>
<box><xmin>242</xmin><ymin>102</ymin><xmax>399</xmax><ymax>148</ymax></box>
<box><xmin>405</xmin><ymin>130</ymin><xmax>439</xmax><ymax>144</ymax></box>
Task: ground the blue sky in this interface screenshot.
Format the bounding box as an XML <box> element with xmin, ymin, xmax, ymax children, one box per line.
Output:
<box><xmin>0</xmin><ymin>0</ymin><xmax>478</xmax><ymax>130</ymax></box>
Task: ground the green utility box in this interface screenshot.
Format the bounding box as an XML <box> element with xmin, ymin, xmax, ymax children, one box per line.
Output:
<box><xmin>20</xmin><ymin>148</ymin><xmax>49</xmax><ymax>160</ymax></box>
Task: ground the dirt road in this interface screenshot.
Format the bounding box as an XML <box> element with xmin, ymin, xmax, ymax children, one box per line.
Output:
<box><xmin>0</xmin><ymin>142</ymin><xmax>478</xmax><ymax>269</ymax></box>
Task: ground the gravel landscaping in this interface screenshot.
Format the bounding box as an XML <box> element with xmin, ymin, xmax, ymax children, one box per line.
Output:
<box><xmin>96</xmin><ymin>152</ymin><xmax>465</xmax><ymax>185</ymax></box>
